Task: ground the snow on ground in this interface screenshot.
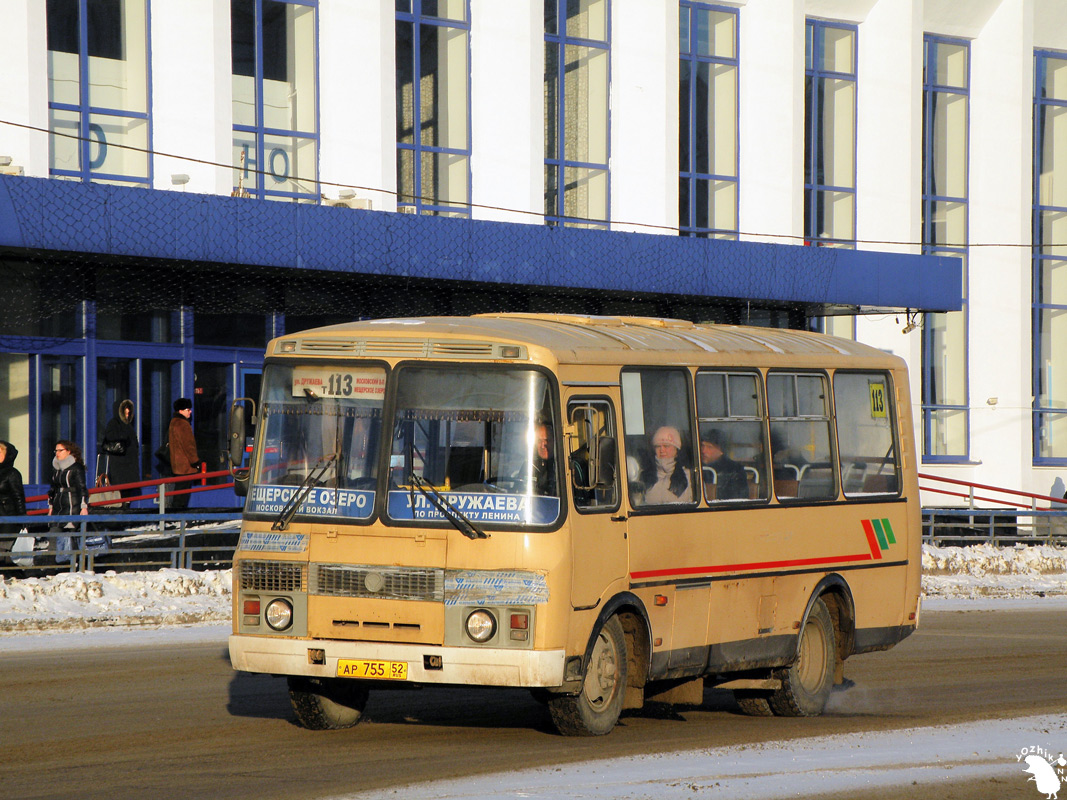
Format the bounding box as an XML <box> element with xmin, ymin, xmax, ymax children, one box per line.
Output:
<box><xmin>334</xmin><ymin>714</ymin><xmax>1067</xmax><ymax>800</ymax></box>
<box><xmin>2</xmin><ymin>544</ymin><xmax>1066</xmax><ymax>799</ymax></box>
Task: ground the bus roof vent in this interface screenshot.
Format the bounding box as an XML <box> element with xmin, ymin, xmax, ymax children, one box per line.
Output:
<box><xmin>301</xmin><ymin>340</ymin><xmax>360</xmax><ymax>353</ymax></box>
<box><xmin>362</xmin><ymin>340</ymin><xmax>430</xmax><ymax>356</ymax></box>
<box><xmin>432</xmin><ymin>341</ymin><xmax>496</xmax><ymax>358</ymax></box>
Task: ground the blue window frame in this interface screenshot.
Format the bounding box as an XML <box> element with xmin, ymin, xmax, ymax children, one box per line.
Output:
<box><xmin>46</xmin><ymin>0</ymin><xmax>152</xmax><ymax>187</ymax></box>
<box><xmin>544</xmin><ymin>0</ymin><xmax>610</xmax><ymax>228</ymax></box>
<box><xmin>395</xmin><ymin>0</ymin><xmax>472</xmax><ymax>216</ymax></box>
<box><xmin>231</xmin><ymin>0</ymin><xmax>319</xmax><ymax>202</ymax></box>
<box><xmin>921</xmin><ymin>35</ymin><xmax>970</xmax><ymax>462</ymax></box>
<box><xmin>679</xmin><ymin>2</ymin><xmax>738</xmax><ymax>239</ymax></box>
<box><xmin>804</xmin><ymin>19</ymin><xmax>856</xmax><ymax>247</ymax></box>
<box><xmin>1034</xmin><ymin>50</ymin><xmax>1067</xmax><ymax>464</ymax></box>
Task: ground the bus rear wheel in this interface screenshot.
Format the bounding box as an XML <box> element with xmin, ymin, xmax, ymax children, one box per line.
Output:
<box><xmin>548</xmin><ymin>616</ymin><xmax>628</xmax><ymax>736</ymax></box>
<box><xmin>288</xmin><ymin>676</ymin><xmax>369</xmax><ymax>730</ymax></box>
<box><xmin>769</xmin><ymin>597</ymin><xmax>835</xmax><ymax>717</ymax></box>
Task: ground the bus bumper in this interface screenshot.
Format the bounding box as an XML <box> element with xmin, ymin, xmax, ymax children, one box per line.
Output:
<box><xmin>229</xmin><ymin>634</ymin><xmax>568</xmax><ymax>688</ymax></box>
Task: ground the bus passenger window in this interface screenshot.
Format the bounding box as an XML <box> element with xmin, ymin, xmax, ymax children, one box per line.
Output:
<box><xmin>768</xmin><ymin>373</ymin><xmax>835</xmax><ymax>501</ymax></box>
<box><xmin>695</xmin><ymin>371</ymin><xmax>768</xmax><ymax>503</ymax></box>
<box><xmin>834</xmin><ymin>372</ymin><xmax>900</xmax><ymax>497</ymax></box>
<box><xmin>568</xmin><ymin>399</ymin><xmax>619</xmax><ymax>511</ymax></box>
<box><xmin>621</xmin><ymin>369</ymin><xmax>698</xmax><ymax>507</ymax></box>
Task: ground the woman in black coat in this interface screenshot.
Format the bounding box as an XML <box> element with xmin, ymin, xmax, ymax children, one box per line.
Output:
<box><xmin>0</xmin><ymin>440</ymin><xmax>26</xmax><ymax>531</ymax></box>
<box><xmin>49</xmin><ymin>440</ymin><xmax>89</xmax><ymax>517</ymax></box>
<box><xmin>101</xmin><ymin>399</ymin><xmax>141</xmax><ymax>499</ymax></box>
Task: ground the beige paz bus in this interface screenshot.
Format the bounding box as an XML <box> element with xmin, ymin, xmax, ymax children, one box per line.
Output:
<box><xmin>227</xmin><ymin>314</ymin><xmax>920</xmax><ymax>736</ymax></box>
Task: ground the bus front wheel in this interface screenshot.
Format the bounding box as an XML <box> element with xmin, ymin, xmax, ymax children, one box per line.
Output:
<box><xmin>548</xmin><ymin>616</ymin><xmax>628</xmax><ymax>736</ymax></box>
<box><xmin>769</xmin><ymin>597</ymin><xmax>835</xmax><ymax>717</ymax></box>
<box><xmin>288</xmin><ymin>676</ymin><xmax>369</xmax><ymax>730</ymax></box>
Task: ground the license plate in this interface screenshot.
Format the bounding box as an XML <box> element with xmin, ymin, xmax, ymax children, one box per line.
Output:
<box><xmin>336</xmin><ymin>659</ymin><xmax>408</xmax><ymax>680</ymax></box>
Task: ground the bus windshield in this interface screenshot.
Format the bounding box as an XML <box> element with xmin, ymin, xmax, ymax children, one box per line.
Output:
<box><xmin>246</xmin><ymin>363</ymin><xmax>385</xmax><ymax>521</ymax></box>
<box><xmin>386</xmin><ymin>366</ymin><xmax>560</xmax><ymax>527</ymax></box>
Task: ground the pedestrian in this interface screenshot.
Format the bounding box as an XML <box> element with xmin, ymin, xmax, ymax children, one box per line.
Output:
<box><xmin>100</xmin><ymin>399</ymin><xmax>141</xmax><ymax>504</ymax></box>
<box><xmin>49</xmin><ymin>440</ymin><xmax>88</xmax><ymax>564</ymax></box>
<box><xmin>168</xmin><ymin>398</ymin><xmax>200</xmax><ymax>510</ymax></box>
<box><xmin>0</xmin><ymin>440</ymin><xmax>27</xmax><ymax>563</ymax></box>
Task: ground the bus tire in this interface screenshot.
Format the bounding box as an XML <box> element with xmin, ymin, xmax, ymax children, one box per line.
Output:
<box><xmin>548</xmin><ymin>616</ymin><xmax>627</xmax><ymax>736</ymax></box>
<box><xmin>734</xmin><ymin>691</ymin><xmax>775</xmax><ymax>716</ymax></box>
<box><xmin>288</xmin><ymin>676</ymin><xmax>369</xmax><ymax>730</ymax></box>
<box><xmin>769</xmin><ymin>597</ymin><xmax>835</xmax><ymax>717</ymax></box>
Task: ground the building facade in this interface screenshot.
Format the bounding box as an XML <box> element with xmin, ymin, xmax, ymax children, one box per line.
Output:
<box><xmin>0</xmin><ymin>0</ymin><xmax>1059</xmax><ymax>505</ymax></box>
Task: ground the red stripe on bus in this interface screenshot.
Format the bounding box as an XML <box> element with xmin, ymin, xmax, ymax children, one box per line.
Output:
<box><xmin>630</xmin><ymin>551</ymin><xmax>874</xmax><ymax>581</ymax></box>
<box><xmin>861</xmin><ymin>519</ymin><xmax>883</xmax><ymax>560</ymax></box>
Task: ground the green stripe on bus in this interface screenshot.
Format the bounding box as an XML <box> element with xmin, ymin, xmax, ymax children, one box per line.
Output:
<box><xmin>872</xmin><ymin>518</ymin><xmax>889</xmax><ymax>550</ymax></box>
<box><xmin>881</xmin><ymin>518</ymin><xmax>896</xmax><ymax>545</ymax></box>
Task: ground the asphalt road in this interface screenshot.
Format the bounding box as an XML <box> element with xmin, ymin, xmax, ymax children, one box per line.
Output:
<box><xmin>3</xmin><ymin>606</ymin><xmax>1066</xmax><ymax>800</ymax></box>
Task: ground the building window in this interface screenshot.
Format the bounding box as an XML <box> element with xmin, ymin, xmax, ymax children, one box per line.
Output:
<box><xmin>679</xmin><ymin>3</ymin><xmax>738</xmax><ymax>239</ymax></box>
<box><xmin>921</xmin><ymin>36</ymin><xmax>969</xmax><ymax>461</ymax></box>
<box><xmin>395</xmin><ymin>0</ymin><xmax>471</xmax><ymax>216</ymax></box>
<box><xmin>805</xmin><ymin>19</ymin><xmax>856</xmax><ymax>247</ymax></box>
<box><xmin>46</xmin><ymin>0</ymin><xmax>150</xmax><ymax>187</ymax></box>
<box><xmin>1034</xmin><ymin>51</ymin><xmax>1067</xmax><ymax>463</ymax></box>
<box><xmin>545</xmin><ymin>0</ymin><xmax>610</xmax><ymax>228</ymax></box>
<box><xmin>231</xmin><ymin>0</ymin><xmax>318</xmax><ymax>202</ymax></box>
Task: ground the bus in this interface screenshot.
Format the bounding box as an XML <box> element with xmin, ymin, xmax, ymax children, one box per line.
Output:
<box><xmin>227</xmin><ymin>314</ymin><xmax>920</xmax><ymax>735</ymax></box>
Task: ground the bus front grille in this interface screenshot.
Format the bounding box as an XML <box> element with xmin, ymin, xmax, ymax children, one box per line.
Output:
<box><xmin>239</xmin><ymin>560</ymin><xmax>308</xmax><ymax>593</ymax></box>
<box><xmin>312</xmin><ymin>564</ymin><xmax>444</xmax><ymax>602</ymax></box>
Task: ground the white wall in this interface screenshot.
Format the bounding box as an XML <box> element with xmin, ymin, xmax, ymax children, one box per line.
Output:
<box><xmin>0</xmin><ymin>0</ymin><xmax>48</xmax><ymax>177</ymax></box>
<box><xmin>318</xmin><ymin>0</ymin><xmax>395</xmax><ymax>210</ymax></box>
<box><xmin>470</xmin><ymin>0</ymin><xmax>541</xmax><ymax>223</ymax></box>
<box><xmin>738</xmin><ymin>0</ymin><xmax>806</xmax><ymax>243</ymax></box>
<box><xmin>151</xmin><ymin>0</ymin><xmax>232</xmax><ymax>194</ymax></box>
<box><xmin>610</xmin><ymin>1</ymin><xmax>676</xmax><ymax>234</ymax></box>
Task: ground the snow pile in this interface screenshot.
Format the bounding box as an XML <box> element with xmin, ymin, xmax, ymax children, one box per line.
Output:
<box><xmin>922</xmin><ymin>543</ymin><xmax>1067</xmax><ymax>599</ymax></box>
<box><xmin>0</xmin><ymin>568</ymin><xmax>231</xmax><ymax>631</ymax></box>
<box><xmin>1</xmin><ymin>544</ymin><xmax>1066</xmax><ymax>632</ymax></box>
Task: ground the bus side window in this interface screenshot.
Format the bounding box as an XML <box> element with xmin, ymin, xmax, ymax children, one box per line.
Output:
<box><xmin>620</xmin><ymin>369</ymin><xmax>698</xmax><ymax>507</ymax></box>
<box><xmin>768</xmin><ymin>372</ymin><xmax>835</xmax><ymax>501</ymax></box>
<box><xmin>834</xmin><ymin>372</ymin><xmax>900</xmax><ymax>497</ymax></box>
<box><xmin>568</xmin><ymin>399</ymin><xmax>619</xmax><ymax>511</ymax></box>
<box><xmin>695</xmin><ymin>370</ymin><xmax>769</xmax><ymax>503</ymax></box>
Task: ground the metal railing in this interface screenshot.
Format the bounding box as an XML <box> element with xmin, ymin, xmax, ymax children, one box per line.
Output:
<box><xmin>2</xmin><ymin>470</ymin><xmax>242</xmax><ymax>575</ymax></box>
<box><xmin>920</xmin><ymin>472</ymin><xmax>1067</xmax><ymax>546</ymax></box>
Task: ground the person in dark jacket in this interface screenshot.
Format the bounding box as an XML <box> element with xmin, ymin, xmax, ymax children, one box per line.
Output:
<box><xmin>49</xmin><ymin>440</ymin><xmax>89</xmax><ymax>564</ymax></box>
<box><xmin>0</xmin><ymin>440</ymin><xmax>27</xmax><ymax>563</ymax></box>
<box><xmin>168</xmin><ymin>398</ymin><xmax>200</xmax><ymax>510</ymax></box>
<box><xmin>49</xmin><ymin>440</ymin><xmax>89</xmax><ymax>517</ymax></box>
<box><xmin>101</xmin><ymin>399</ymin><xmax>141</xmax><ymax>501</ymax></box>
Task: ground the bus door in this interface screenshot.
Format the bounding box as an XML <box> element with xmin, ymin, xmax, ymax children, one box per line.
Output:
<box><xmin>620</xmin><ymin>368</ymin><xmax>710</xmax><ymax>677</ymax></box>
<box><xmin>565</xmin><ymin>396</ymin><xmax>626</xmax><ymax>609</ymax></box>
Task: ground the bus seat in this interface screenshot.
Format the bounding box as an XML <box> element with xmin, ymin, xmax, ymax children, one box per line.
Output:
<box><xmin>861</xmin><ymin>474</ymin><xmax>897</xmax><ymax>494</ymax></box>
<box><xmin>798</xmin><ymin>466</ymin><xmax>835</xmax><ymax>499</ymax></box>
<box><xmin>775</xmin><ymin>478</ymin><xmax>798</xmax><ymax>498</ymax></box>
<box><xmin>744</xmin><ymin>466</ymin><xmax>761</xmax><ymax>499</ymax></box>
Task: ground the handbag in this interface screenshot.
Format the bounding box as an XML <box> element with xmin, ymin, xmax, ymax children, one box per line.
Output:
<box><xmin>101</xmin><ymin>438</ymin><xmax>126</xmax><ymax>456</ymax></box>
<box><xmin>95</xmin><ymin>473</ymin><xmax>122</xmax><ymax>507</ymax></box>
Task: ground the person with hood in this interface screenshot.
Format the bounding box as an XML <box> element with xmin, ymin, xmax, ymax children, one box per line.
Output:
<box><xmin>168</xmin><ymin>398</ymin><xmax>200</xmax><ymax>510</ymax></box>
<box><xmin>641</xmin><ymin>425</ymin><xmax>693</xmax><ymax>505</ymax></box>
<box><xmin>101</xmin><ymin>399</ymin><xmax>141</xmax><ymax>502</ymax></box>
<box><xmin>0</xmin><ymin>440</ymin><xmax>27</xmax><ymax>561</ymax></box>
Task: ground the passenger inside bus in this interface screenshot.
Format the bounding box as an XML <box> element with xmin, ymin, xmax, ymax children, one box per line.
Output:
<box><xmin>640</xmin><ymin>426</ymin><xmax>693</xmax><ymax>505</ymax></box>
<box><xmin>699</xmin><ymin>427</ymin><xmax>748</xmax><ymax>501</ymax></box>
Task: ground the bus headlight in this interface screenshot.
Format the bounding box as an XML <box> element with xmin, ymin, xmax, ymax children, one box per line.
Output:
<box><xmin>265</xmin><ymin>598</ymin><xmax>294</xmax><ymax>631</ymax></box>
<box><xmin>465</xmin><ymin>609</ymin><xmax>496</xmax><ymax>643</ymax></box>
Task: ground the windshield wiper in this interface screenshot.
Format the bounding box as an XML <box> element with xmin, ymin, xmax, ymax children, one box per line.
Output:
<box><xmin>409</xmin><ymin>473</ymin><xmax>488</xmax><ymax>540</ymax></box>
<box><xmin>272</xmin><ymin>453</ymin><xmax>337</xmax><ymax>532</ymax></box>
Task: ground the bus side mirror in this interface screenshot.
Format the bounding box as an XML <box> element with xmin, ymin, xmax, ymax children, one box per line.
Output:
<box><xmin>228</xmin><ymin>398</ymin><xmax>255</xmax><ymax>497</ymax></box>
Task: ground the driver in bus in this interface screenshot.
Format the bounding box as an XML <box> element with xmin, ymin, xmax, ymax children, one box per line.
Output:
<box><xmin>531</xmin><ymin>422</ymin><xmax>557</xmax><ymax>496</ymax></box>
<box><xmin>642</xmin><ymin>425</ymin><xmax>692</xmax><ymax>505</ymax></box>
